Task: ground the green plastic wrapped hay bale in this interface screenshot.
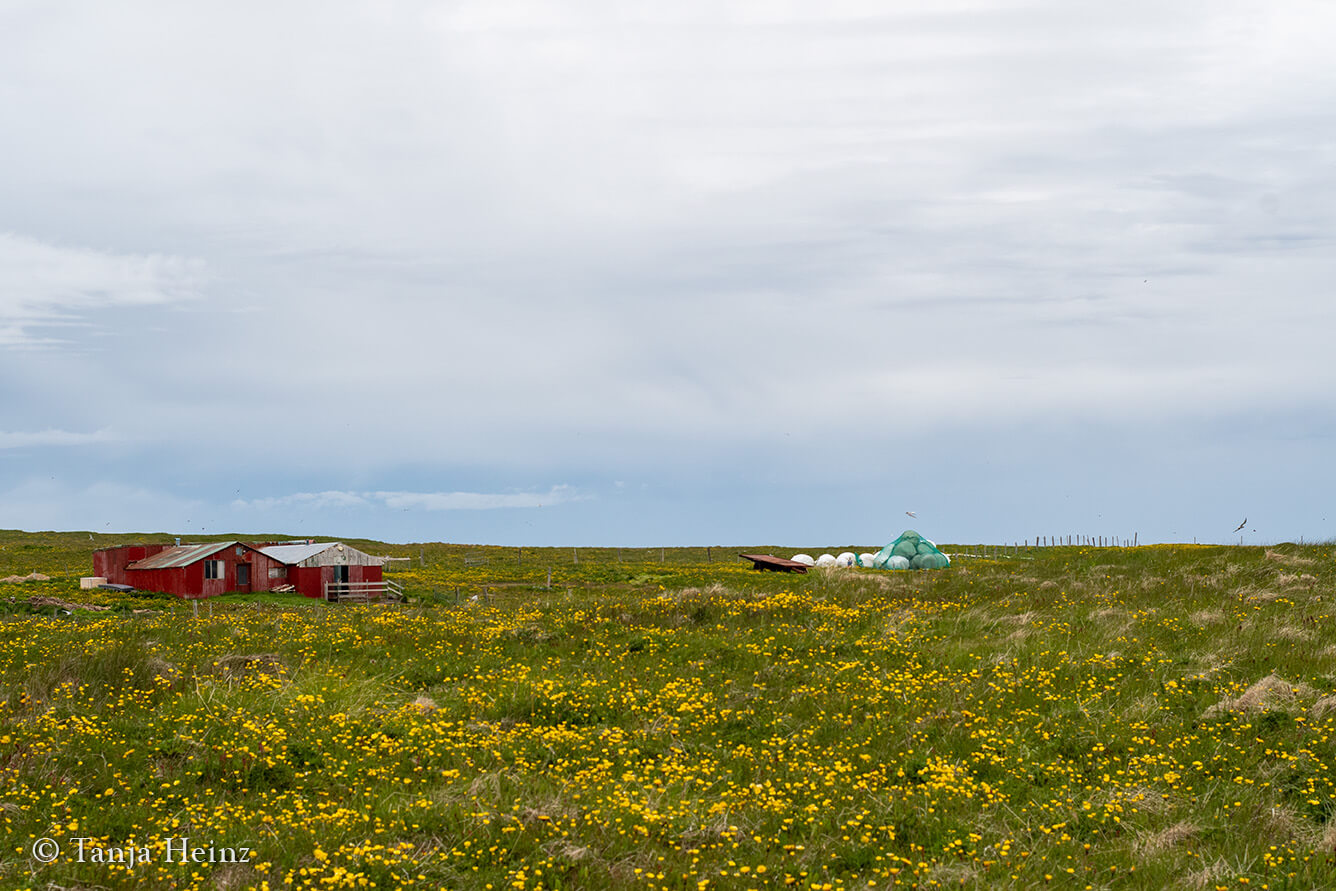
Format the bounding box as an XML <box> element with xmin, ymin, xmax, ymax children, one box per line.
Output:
<box><xmin>878</xmin><ymin>530</ymin><xmax>950</xmax><ymax>570</ymax></box>
<box><xmin>914</xmin><ymin>553</ymin><xmax>946</xmax><ymax>570</ymax></box>
<box><xmin>893</xmin><ymin>540</ymin><xmax>919</xmax><ymax>559</ymax></box>
<box><xmin>865</xmin><ymin>531</ymin><xmax>950</xmax><ymax>571</ymax></box>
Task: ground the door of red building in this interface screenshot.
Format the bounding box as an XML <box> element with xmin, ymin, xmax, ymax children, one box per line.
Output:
<box><xmin>236</xmin><ymin>563</ymin><xmax>251</xmax><ymax>592</ymax></box>
<box><xmin>332</xmin><ymin>565</ymin><xmax>349</xmax><ymax>600</ymax></box>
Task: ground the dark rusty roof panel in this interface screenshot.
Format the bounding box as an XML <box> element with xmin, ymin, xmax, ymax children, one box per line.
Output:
<box><xmin>127</xmin><ymin>541</ymin><xmax>242</xmax><ymax>570</ymax></box>
<box><xmin>738</xmin><ymin>553</ymin><xmax>809</xmax><ymax>573</ymax></box>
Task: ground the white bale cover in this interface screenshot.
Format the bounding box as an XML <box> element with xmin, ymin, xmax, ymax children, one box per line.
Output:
<box><xmin>858</xmin><ymin>553</ymin><xmax>876</xmax><ymax>567</ymax></box>
<box><xmin>791</xmin><ymin>553</ymin><xmax>816</xmax><ymax>566</ymax></box>
<box><xmin>836</xmin><ymin>552</ymin><xmax>856</xmax><ymax>566</ymax></box>
<box><xmin>887</xmin><ymin>555</ymin><xmax>911</xmax><ymax>570</ymax></box>
<box><xmin>815</xmin><ymin>554</ymin><xmax>838</xmax><ymax>567</ymax></box>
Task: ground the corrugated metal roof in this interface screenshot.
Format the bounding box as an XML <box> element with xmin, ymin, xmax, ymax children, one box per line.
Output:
<box><xmin>128</xmin><ymin>541</ymin><xmax>242</xmax><ymax>570</ymax></box>
<box><xmin>259</xmin><ymin>543</ymin><xmax>338</xmax><ymax>565</ymax></box>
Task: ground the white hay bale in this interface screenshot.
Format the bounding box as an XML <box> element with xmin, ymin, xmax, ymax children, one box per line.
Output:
<box><xmin>858</xmin><ymin>553</ymin><xmax>876</xmax><ymax>567</ymax></box>
<box><xmin>887</xmin><ymin>555</ymin><xmax>911</xmax><ymax>570</ymax></box>
<box><xmin>791</xmin><ymin>553</ymin><xmax>815</xmax><ymax>566</ymax></box>
<box><xmin>815</xmin><ymin>554</ymin><xmax>838</xmax><ymax>567</ymax></box>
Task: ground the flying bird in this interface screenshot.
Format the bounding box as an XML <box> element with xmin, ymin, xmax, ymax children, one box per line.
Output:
<box><xmin>905</xmin><ymin>511</ymin><xmax>917</xmax><ymax>518</ymax></box>
<box><xmin>1234</xmin><ymin>518</ymin><xmax>1247</xmax><ymax>532</ymax></box>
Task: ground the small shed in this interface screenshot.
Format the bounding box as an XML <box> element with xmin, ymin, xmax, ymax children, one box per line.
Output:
<box><xmin>121</xmin><ymin>541</ymin><xmax>283</xmax><ymax>599</ymax></box>
<box><xmin>257</xmin><ymin>542</ymin><xmax>387</xmax><ymax>600</ymax></box>
<box><xmin>94</xmin><ymin>544</ymin><xmax>172</xmax><ymax>581</ymax></box>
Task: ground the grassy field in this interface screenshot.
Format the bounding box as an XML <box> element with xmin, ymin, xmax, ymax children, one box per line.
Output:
<box><xmin>1</xmin><ymin>530</ymin><xmax>1335</xmax><ymax>889</ymax></box>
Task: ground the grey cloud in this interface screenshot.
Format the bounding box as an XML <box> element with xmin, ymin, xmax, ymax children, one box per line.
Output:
<box><xmin>0</xmin><ymin>428</ymin><xmax>120</xmax><ymax>449</ymax></box>
<box><xmin>1</xmin><ymin>2</ymin><xmax>1334</xmax><ymax>542</ymax></box>
<box><xmin>231</xmin><ymin>491</ymin><xmax>372</xmax><ymax>512</ymax></box>
<box><xmin>233</xmin><ymin>486</ymin><xmax>587</xmax><ymax>513</ymax></box>
<box><xmin>0</xmin><ymin>233</ymin><xmax>203</xmax><ymax>348</ymax></box>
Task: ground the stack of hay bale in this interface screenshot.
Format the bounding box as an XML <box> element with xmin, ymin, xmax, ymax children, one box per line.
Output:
<box><xmin>865</xmin><ymin>530</ymin><xmax>950</xmax><ymax>570</ymax></box>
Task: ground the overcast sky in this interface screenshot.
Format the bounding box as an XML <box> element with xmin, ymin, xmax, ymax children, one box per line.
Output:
<box><xmin>2</xmin><ymin>0</ymin><xmax>1334</xmax><ymax>547</ymax></box>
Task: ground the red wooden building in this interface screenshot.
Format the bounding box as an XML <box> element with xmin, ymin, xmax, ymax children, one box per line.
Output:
<box><xmin>96</xmin><ymin>541</ymin><xmax>283</xmax><ymax>599</ymax></box>
<box><xmin>256</xmin><ymin>542</ymin><xmax>386</xmax><ymax>600</ymax></box>
<box><xmin>93</xmin><ymin>540</ymin><xmax>391</xmax><ymax>600</ymax></box>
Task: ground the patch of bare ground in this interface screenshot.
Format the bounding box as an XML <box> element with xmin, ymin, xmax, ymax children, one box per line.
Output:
<box><xmin>1322</xmin><ymin>820</ymin><xmax>1336</xmax><ymax>853</ymax></box>
<box><xmin>409</xmin><ymin>695</ymin><xmax>438</xmax><ymax>713</ymax></box>
<box><xmin>1310</xmin><ymin>695</ymin><xmax>1336</xmax><ymax>719</ymax></box>
<box><xmin>520</xmin><ymin>795</ymin><xmax>581</xmax><ymax>826</ymax></box>
<box><xmin>213</xmin><ymin>863</ymin><xmax>262</xmax><ymax>891</ymax></box>
<box><xmin>1182</xmin><ymin>653</ymin><xmax>1224</xmax><ymax>681</ymax></box>
<box><xmin>674</xmin><ymin>583</ymin><xmax>733</xmax><ymax>599</ymax></box>
<box><xmin>996</xmin><ymin>612</ymin><xmax>1037</xmax><ymax>644</ymax></box>
<box><xmin>1137</xmin><ymin>821</ymin><xmax>1198</xmax><ymax>855</ymax></box>
<box><xmin>1092</xmin><ymin>606</ymin><xmax>1134</xmax><ymax>634</ymax></box>
<box><xmin>0</xmin><ymin>572</ymin><xmax>51</xmax><ymax>583</ymax></box>
<box><xmin>1243</xmin><ymin>588</ymin><xmax>1282</xmax><ymax>602</ymax></box>
<box><xmin>1187</xmin><ymin>859</ymin><xmax>1230</xmax><ymax>889</ymax></box>
<box><xmin>1001</xmin><ymin>610</ymin><xmax>1037</xmax><ymax>627</ymax></box>
<box><xmin>1266</xmin><ymin>549</ymin><xmax>1316</xmax><ymax>566</ymax></box>
<box><xmin>544</xmin><ymin>838</ymin><xmax>592</xmax><ymax>863</ymax></box>
<box><xmin>22</xmin><ymin>595</ymin><xmax>110</xmax><ymax>612</ymax></box>
<box><xmin>1262</xmin><ymin>803</ymin><xmax>1303</xmax><ymax>841</ymax></box>
<box><xmin>1203</xmin><ymin>675</ymin><xmax>1314</xmax><ymax>719</ymax></box>
<box><xmin>848</xmin><ymin>572</ymin><xmax>895</xmax><ymax>592</ymax></box>
<box><xmin>1275</xmin><ymin>624</ymin><xmax>1314</xmax><ymax>642</ymax></box>
<box><xmin>148</xmin><ymin>657</ymin><xmax>180</xmax><ymax>685</ymax></box>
